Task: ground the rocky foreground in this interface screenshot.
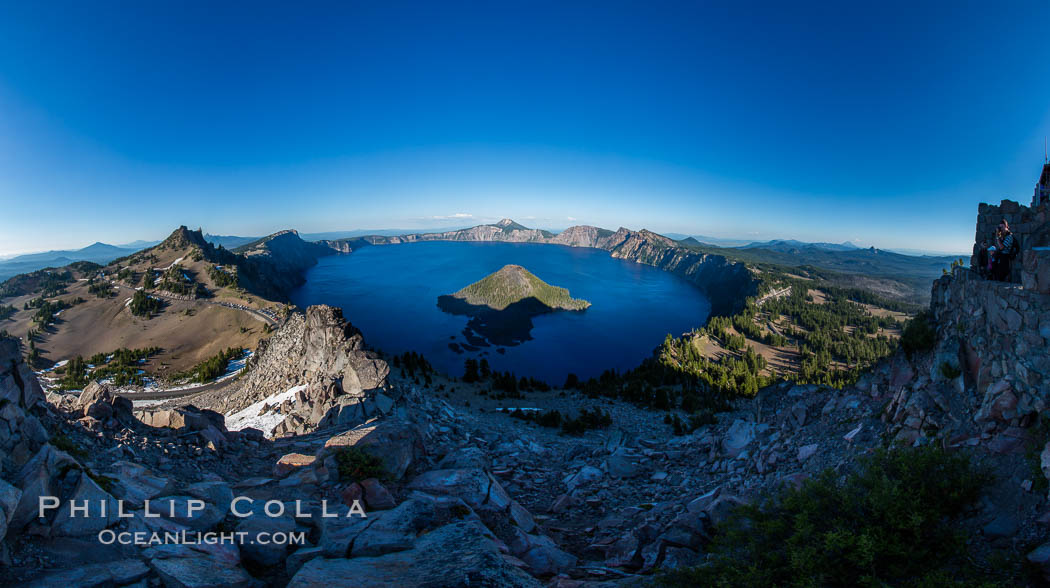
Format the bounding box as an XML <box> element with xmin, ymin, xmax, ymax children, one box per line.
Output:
<box><xmin>2</xmin><ymin>286</ymin><xmax>1050</xmax><ymax>586</ymax></box>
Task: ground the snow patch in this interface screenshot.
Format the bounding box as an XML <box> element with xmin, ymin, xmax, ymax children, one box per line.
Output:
<box><xmin>224</xmin><ymin>384</ymin><xmax>307</xmax><ymax>438</ymax></box>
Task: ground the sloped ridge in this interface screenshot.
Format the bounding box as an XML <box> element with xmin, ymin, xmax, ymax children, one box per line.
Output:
<box><xmin>158</xmin><ymin>226</ymin><xmax>210</xmax><ymax>251</ymax></box>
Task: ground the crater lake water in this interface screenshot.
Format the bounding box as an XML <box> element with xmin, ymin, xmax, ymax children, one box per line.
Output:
<box><xmin>291</xmin><ymin>241</ymin><xmax>712</xmax><ymax>383</ymax></box>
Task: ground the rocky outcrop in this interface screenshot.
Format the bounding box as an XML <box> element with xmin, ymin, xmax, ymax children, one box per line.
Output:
<box><xmin>0</xmin><ymin>337</ymin><xmax>48</xmax><ymax>475</ymax></box>
<box><xmin>930</xmin><ymin>268</ymin><xmax>1049</xmax><ymax>417</ymax></box>
<box><xmin>216</xmin><ymin>305</ymin><xmax>392</xmax><ymax>437</ymax></box>
<box><xmin>235</xmin><ymin>230</ymin><xmax>334</xmax><ymax>301</ymax></box>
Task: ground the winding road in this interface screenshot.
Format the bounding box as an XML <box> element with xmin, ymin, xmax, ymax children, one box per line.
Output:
<box><xmin>106</xmin><ymin>279</ymin><xmax>279</xmax><ymax>326</ymax></box>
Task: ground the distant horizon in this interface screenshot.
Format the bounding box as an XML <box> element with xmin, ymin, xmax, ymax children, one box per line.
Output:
<box><xmin>3</xmin><ymin>2</ymin><xmax>1047</xmax><ymax>258</ymax></box>
<box><xmin>0</xmin><ymin>216</ymin><xmax>973</xmax><ymax>259</ymax></box>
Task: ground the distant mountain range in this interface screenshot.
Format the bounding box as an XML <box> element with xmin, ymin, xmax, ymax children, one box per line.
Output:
<box><xmin>739</xmin><ymin>239</ymin><xmax>861</xmax><ymax>252</ymax></box>
<box><xmin>203</xmin><ymin>234</ymin><xmax>261</xmax><ymax>250</ymax></box>
<box><xmin>0</xmin><ymin>242</ymin><xmax>141</xmax><ymax>281</ymax></box>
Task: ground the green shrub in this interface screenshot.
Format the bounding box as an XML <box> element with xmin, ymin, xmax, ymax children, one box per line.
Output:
<box><xmin>50</xmin><ymin>434</ymin><xmax>88</xmax><ymax>459</ymax></box>
<box><xmin>129</xmin><ymin>290</ymin><xmax>162</xmax><ymax>317</ymax></box>
<box><xmin>561</xmin><ymin>407</ymin><xmax>612</xmax><ymax>435</ymax></box>
<box><xmin>901</xmin><ymin>310</ymin><xmax>937</xmax><ymax>357</ymax></box>
<box><xmin>660</xmin><ymin>446</ymin><xmax>990</xmax><ymax>587</ymax></box>
<box><xmin>940</xmin><ymin>361</ymin><xmax>962</xmax><ymax>380</ymax></box>
<box><xmin>335</xmin><ymin>447</ymin><xmax>386</xmax><ymax>481</ymax></box>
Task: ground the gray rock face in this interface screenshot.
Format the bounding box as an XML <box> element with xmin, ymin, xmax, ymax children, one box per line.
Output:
<box><xmin>289</xmin><ymin>521</ymin><xmax>541</xmax><ymax>588</ymax></box>
<box><xmin>25</xmin><ymin>558</ymin><xmax>150</xmax><ymax>588</ymax></box>
<box><xmin>351</xmin><ymin>497</ymin><xmax>437</xmax><ymax>557</ymax></box>
<box><xmin>150</xmin><ymin>495</ymin><xmax>226</xmax><ymax>531</ymax></box>
<box><xmin>565</xmin><ymin>465</ymin><xmax>603</xmax><ymax>490</ymax></box>
<box><xmin>722</xmin><ymin>419</ymin><xmax>755</xmax><ymax>458</ymax></box>
<box><xmin>219</xmin><ymin>305</ymin><xmax>393</xmax><ymax>437</ymax></box>
<box><xmin>360</xmin><ymin>478</ymin><xmax>396</xmax><ymax>510</ymax></box>
<box><xmin>108</xmin><ymin>461</ymin><xmax>175</xmax><ymax>508</ymax></box>
<box><xmin>150</xmin><ymin>555</ymin><xmax>253</xmax><ymax>588</ymax></box>
<box><xmin>50</xmin><ymin>472</ymin><xmax>120</xmax><ymax>536</ymax></box>
<box><xmin>406</xmin><ymin>468</ymin><xmax>511</xmax><ymax>511</ymax></box>
<box><xmin>605</xmin><ymin>447</ymin><xmax>645</xmax><ymax>478</ymax></box>
<box><xmin>317</xmin><ymin>507</ymin><xmax>371</xmax><ymax>557</ymax></box>
<box><xmin>10</xmin><ymin>444</ymin><xmax>78</xmax><ymax>529</ymax></box>
<box><xmin>515</xmin><ymin>532</ymin><xmax>578</xmax><ymax>576</ymax></box>
<box><xmin>321</xmin><ymin>418</ymin><xmax>421</xmax><ymax>481</ymax></box>
<box><xmin>0</xmin><ymin>477</ymin><xmax>21</xmax><ymax>541</ymax></box>
<box><xmin>236</xmin><ymin>513</ymin><xmax>300</xmax><ymax>568</ymax></box>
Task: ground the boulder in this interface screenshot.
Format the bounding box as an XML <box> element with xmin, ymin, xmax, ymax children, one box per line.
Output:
<box><xmin>360</xmin><ymin>478</ymin><xmax>396</xmax><ymax>510</ymax></box>
<box><xmin>108</xmin><ymin>461</ymin><xmax>174</xmax><ymax>508</ymax></box>
<box><xmin>509</xmin><ymin>501</ymin><xmax>536</xmax><ymax>533</ymax></box>
<box><xmin>320</xmin><ymin>419</ymin><xmax>421</xmax><ymax>480</ymax></box>
<box><xmin>236</xmin><ymin>513</ymin><xmax>299</xmax><ymax>568</ymax></box>
<box><xmin>797</xmin><ymin>443</ymin><xmax>819</xmax><ymax>462</ymax></box>
<box><xmin>275</xmin><ymin>453</ymin><xmax>316</xmax><ymax>477</ymax></box>
<box><xmin>351</xmin><ymin>497</ymin><xmax>437</xmax><ymax>557</ymax></box>
<box><xmin>289</xmin><ymin>521</ymin><xmax>540</xmax><ymax>588</ymax></box>
<box><xmin>286</xmin><ymin>546</ymin><xmax>324</xmax><ymax>577</ymax></box>
<box><xmin>1028</xmin><ymin>542</ymin><xmax>1050</xmax><ymax>581</ymax></box>
<box><xmin>564</xmin><ymin>465</ymin><xmax>603</xmax><ymax>490</ymax></box>
<box><xmin>722</xmin><ymin>420</ymin><xmax>755</xmax><ymax>458</ymax></box>
<box><xmin>25</xmin><ymin>559</ymin><xmax>150</xmax><ymax>588</ymax></box>
<box><xmin>975</xmin><ymin>380</ymin><xmax>1018</xmax><ymax>423</ymax></box>
<box><xmin>149</xmin><ymin>496</ymin><xmax>226</xmax><ymax>531</ymax></box>
<box><xmin>10</xmin><ymin>445</ymin><xmax>78</xmax><ymax>529</ymax></box>
<box><xmin>150</xmin><ymin>556</ymin><xmax>252</xmax><ymax>588</ymax></box>
<box><xmin>50</xmin><ymin>471</ymin><xmax>120</xmax><ymax>537</ymax></box>
<box><xmin>0</xmin><ymin>478</ymin><xmax>21</xmax><ymax>541</ymax></box>
<box><xmin>185</xmin><ymin>481</ymin><xmax>234</xmax><ymax>514</ymax></box>
<box><xmin>517</xmin><ymin>533</ymin><xmax>577</xmax><ymax>576</ymax></box>
<box><xmin>406</xmin><ymin>468</ymin><xmax>511</xmax><ymax>512</ymax></box>
<box><xmin>437</xmin><ymin>447</ymin><xmax>489</xmax><ymax>470</ymax></box>
<box><xmin>605</xmin><ymin>447</ymin><xmax>645</xmax><ymax>478</ymax></box>
<box><xmin>75</xmin><ymin>381</ymin><xmax>134</xmax><ymax>423</ymax></box>
<box><xmin>318</xmin><ymin>506</ymin><xmax>372</xmax><ymax>557</ymax></box>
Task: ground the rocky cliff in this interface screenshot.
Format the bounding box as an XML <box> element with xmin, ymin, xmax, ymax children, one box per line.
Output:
<box><xmin>207</xmin><ymin>305</ymin><xmax>392</xmax><ymax>437</ymax></box>
<box><xmin>235</xmin><ymin>230</ymin><xmax>334</xmax><ymax>301</ymax></box>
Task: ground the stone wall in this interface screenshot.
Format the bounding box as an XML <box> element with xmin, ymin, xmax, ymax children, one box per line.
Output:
<box><xmin>930</xmin><ymin>268</ymin><xmax>1050</xmax><ymax>415</ymax></box>
<box><xmin>971</xmin><ymin>198</ymin><xmax>1050</xmax><ymax>284</ymax></box>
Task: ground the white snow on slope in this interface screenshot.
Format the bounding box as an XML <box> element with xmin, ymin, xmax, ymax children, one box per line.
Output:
<box><xmin>224</xmin><ymin>384</ymin><xmax>306</xmax><ymax>438</ymax></box>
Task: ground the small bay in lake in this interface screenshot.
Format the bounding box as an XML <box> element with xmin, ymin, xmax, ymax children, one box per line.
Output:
<box><xmin>291</xmin><ymin>241</ymin><xmax>712</xmax><ymax>383</ymax></box>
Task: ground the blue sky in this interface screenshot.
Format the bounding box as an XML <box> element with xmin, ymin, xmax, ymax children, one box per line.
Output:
<box><xmin>1</xmin><ymin>1</ymin><xmax>1049</xmax><ymax>256</ymax></box>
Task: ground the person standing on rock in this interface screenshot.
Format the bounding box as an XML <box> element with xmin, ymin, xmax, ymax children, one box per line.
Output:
<box><xmin>992</xmin><ymin>219</ymin><xmax>1017</xmax><ymax>282</ymax></box>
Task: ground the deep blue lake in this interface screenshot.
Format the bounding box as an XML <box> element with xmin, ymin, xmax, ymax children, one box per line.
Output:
<box><xmin>291</xmin><ymin>241</ymin><xmax>711</xmax><ymax>384</ymax></box>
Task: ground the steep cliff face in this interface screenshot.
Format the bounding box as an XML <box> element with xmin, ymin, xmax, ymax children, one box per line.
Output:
<box><xmin>547</xmin><ymin>225</ymin><xmax>616</xmax><ymax>247</ymax></box>
<box><xmin>0</xmin><ymin>337</ymin><xmax>48</xmax><ymax>477</ymax></box>
<box><xmin>321</xmin><ymin>220</ymin><xmax>760</xmax><ymax>317</ymax></box>
<box><xmin>235</xmin><ymin>230</ymin><xmax>333</xmax><ymax>301</ymax></box>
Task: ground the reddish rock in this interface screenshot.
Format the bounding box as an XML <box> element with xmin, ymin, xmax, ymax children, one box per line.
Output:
<box><xmin>360</xmin><ymin>478</ymin><xmax>396</xmax><ymax>510</ymax></box>
<box><xmin>274</xmin><ymin>453</ymin><xmax>316</xmax><ymax>477</ymax></box>
<box><xmin>340</xmin><ymin>483</ymin><xmax>363</xmax><ymax>507</ymax></box>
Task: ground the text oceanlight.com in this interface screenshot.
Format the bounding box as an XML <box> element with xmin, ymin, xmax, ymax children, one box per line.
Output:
<box><xmin>99</xmin><ymin>529</ymin><xmax>308</xmax><ymax>546</ymax></box>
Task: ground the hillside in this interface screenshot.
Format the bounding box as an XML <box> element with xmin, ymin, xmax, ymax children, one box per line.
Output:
<box><xmin>446</xmin><ymin>264</ymin><xmax>590</xmax><ymax>311</ymax></box>
<box><xmin>0</xmin><ymin>226</ymin><xmax>322</xmax><ymax>378</ymax></box>
<box><xmin>676</xmin><ymin>238</ymin><xmax>958</xmax><ymax>303</ymax></box>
